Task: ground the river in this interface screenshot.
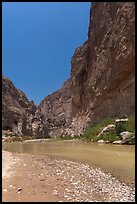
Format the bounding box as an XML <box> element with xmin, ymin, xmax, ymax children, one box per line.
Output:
<box><xmin>3</xmin><ymin>140</ymin><xmax>135</xmax><ymax>186</ymax></box>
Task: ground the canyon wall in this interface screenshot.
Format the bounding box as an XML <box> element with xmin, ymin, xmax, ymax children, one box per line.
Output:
<box><xmin>39</xmin><ymin>2</ymin><xmax>135</xmax><ymax>136</ymax></box>
<box><xmin>69</xmin><ymin>2</ymin><xmax>135</xmax><ymax>135</ymax></box>
<box><xmin>39</xmin><ymin>79</ymin><xmax>72</xmax><ymax>137</ymax></box>
<box><xmin>2</xmin><ymin>75</ymin><xmax>48</xmax><ymax>138</ymax></box>
<box><xmin>2</xmin><ymin>2</ymin><xmax>135</xmax><ymax>138</ymax></box>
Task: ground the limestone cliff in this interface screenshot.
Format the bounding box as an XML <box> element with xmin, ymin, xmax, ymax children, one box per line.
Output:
<box><xmin>69</xmin><ymin>2</ymin><xmax>135</xmax><ymax>135</ymax></box>
<box><xmin>2</xmin><ymin>75</ymin><xmax>48</xmax><ymax>138</ymax></box>
<box><xmin>39</xmin><ymin>2</ymin><xmax>135</xmax><ymax>136</ymax></box>
<box><xmin>39</xmin><ymin>79</ymin><xmax>72</xmax><ymax>137</ymax></box>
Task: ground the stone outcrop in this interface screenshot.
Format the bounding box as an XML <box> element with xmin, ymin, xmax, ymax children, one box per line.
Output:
<box><xmin>113</xmin><ymin>140</ymin><xmax>126</xmax><ymax>145</ymax></box>
<box><xmin>120</xmin><ymin>131</ymin><xmax>133</xmax><ymax>140</ymax></box>
<box><xmin>97</xmin><ymin>124</ymin><xmax>115</xmax><ymax>137</ymax></box>
<box><xmin>2</xmin><ymin>75</ymin><xmax>48</xmax><ymax>138</ymax></box>
<box><xmin>97</xmin><ymin>140</ymin><xmax>106</xmax><ymax>144</ymax></box>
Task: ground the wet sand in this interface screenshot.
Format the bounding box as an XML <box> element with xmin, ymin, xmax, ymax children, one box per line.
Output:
<box><xmin>2</xmin><ymin>150</ymin><xmax>135</xmax><ymax>202</ymax></box>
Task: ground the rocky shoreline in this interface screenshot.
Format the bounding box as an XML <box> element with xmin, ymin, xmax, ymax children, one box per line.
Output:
<box><xmin>2</xmin><ymin>151</ymin><xmax>135</xmax><ymax>202</ymax></box>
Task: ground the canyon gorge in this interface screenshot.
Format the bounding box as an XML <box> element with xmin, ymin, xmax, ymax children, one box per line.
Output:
<box><xmin>2</xmin><ymin>2</ymin><xmax>135</xmax><ymax>138</ymax></box>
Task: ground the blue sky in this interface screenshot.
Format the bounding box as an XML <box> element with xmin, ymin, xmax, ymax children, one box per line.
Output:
<box><xmin>2</xmin><ymin>2</ymin><xmax>91</xmax><ymax>105</ymax></box>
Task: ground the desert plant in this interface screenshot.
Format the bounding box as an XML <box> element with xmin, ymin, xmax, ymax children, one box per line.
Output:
<box><xmin>115</xmin><ymin>120</ymin><xmax>128</xmax><ymax>135</ymax></box>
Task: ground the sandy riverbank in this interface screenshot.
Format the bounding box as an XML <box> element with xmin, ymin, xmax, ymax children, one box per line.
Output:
<box><xmin>2</xmin><ymin>150</ymin><xmax>135</xmax><ymax>202</ymax></box>
<box><xmin>2</xmin><ymin>150</ymin><xmax>19</xmax><ymax>178</ymax></box>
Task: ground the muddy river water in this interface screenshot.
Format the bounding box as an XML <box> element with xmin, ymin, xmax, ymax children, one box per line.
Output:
<box><xmin>3</xmin><ymin>140</ymin><xmax>135</xmax><ymax>186</ymax></box>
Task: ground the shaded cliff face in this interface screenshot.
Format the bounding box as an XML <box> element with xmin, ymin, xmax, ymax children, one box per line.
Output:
<box><xmin>40</xmin><ymin>2</ymin><xmax>135</xmax><ymax>136</ymax></box>
<box><xmin>2</xmin><ymin>75</ymin><xmax>48</xmax><ymax>138</ymax></box>
<box><xmin>39</xmin><ymin>79</ymin><xmax>72</xmax><ymax>137</ymax></box>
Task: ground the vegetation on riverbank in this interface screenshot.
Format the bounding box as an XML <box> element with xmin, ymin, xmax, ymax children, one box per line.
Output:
<box><xmin>81</xmin><ymin>114</ymin><xmax>135</xmax><ymax>144</ymax></box>
<box><xmin>49</xmin><ymin>114</ymin><xmax>135</xmax><ymax>144</ymax></box>
<box><xmin>2</xmin><ymin>115</ymin><xmax>135</xmax><ymax>145</ymax></box>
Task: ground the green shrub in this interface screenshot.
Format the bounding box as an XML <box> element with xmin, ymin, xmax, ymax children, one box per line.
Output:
<box><xmin>115</xmin><ymin>121</ymin><xmax>128</xmax><ymax>135</ymax></box>
<box><xmin>82</xmin><ymin>118</ymin><xmax>115</xmax><ymax>142</ymax></box>
<box><xmin>115</xmin><ymin>114</ymin><xmax>135</xmax><ymax>135</ymax></box>
<box><xmin>126</xmin><ymin>114</ymin><xmax>135</xmax><ymax>133</ymax></box>
<box><xmin>97</xmin><ymin>133</ymin><xmax>119</xmax><ymax>143</ymax></box>
<box><xmin>82</xmin><ymin>114</ymin><xmax>135</xmax><ymax>143</ymax></box>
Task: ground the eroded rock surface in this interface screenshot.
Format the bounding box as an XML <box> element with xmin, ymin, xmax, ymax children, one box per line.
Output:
<box><xmin>69</xmin><ymin>2</ymin><xmax>135</xmax><ymax>135</ymax></box>
<box><xmin>2</xmin><ymin>75</ymin><xmax>48</xmax><ymax>138</ymax></box>
<box><xmin>39</xmin><ymin>79</ymin><xmax>72</xmax><ymax>137</ymax></box>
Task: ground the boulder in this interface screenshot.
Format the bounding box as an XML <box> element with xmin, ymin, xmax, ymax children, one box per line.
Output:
<box><xmin>97</xmin><ymin>140</ymin><xmax>106</xmax><ymax>144</ymax></box>
<box><xmin>97</xmin><ymin>124</ymin><xmax>115</xmax><ymax>137</ymax></box>
<box><xmin>113</xmin><ymin>140</ymin><xmax>127</xmax><ymax>145</ymax></box>
<box><xmin>120</xmin><ymin>131</ymin><xmax>133</xmax><ymax>140</ymax></box>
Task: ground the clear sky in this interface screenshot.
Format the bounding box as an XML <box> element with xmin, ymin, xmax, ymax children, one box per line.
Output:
<box><xmin>2</xmin><ymin>2</ymin><xmax>91</xmax><ymax>105</ymax></box>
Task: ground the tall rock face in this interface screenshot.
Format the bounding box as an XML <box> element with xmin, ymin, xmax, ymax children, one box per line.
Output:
<box><xmin>69</xmin><ymin>2</ymin><xmax>135</xmax><ymax>135</ymax></box>
<box><xmin>39</xmin><ymin>2</ymin><xmax>135</xmax><ymax>136</ymax></box>
<box><xmin>2</xmin><ymin>75</ymin><xmax>48</xmax><ymax>138</ymax></box>
<box><xmin>39</xmin><ymin>79</ymin><xmax>72</xmax><ymax>137</ymax></box>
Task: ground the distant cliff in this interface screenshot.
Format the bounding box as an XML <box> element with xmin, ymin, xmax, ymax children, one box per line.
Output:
<box><xmin>39</xmin><ymin>79</ymin><xmax>72</xmax><ymax>137</ymax></box>
<box><xmin>2</xmin><ymin>75</ymin><xmax>48</xmax><ymax>138</ymax></box>
<box><xmin>2</xmin><ymin>2</ymin><xmax>135</xmax><ymax>138</ymax></box>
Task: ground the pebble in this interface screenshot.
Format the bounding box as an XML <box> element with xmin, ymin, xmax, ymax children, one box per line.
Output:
<box><xmin>17</xmin><ymin>188</ymin><xmax>22</xmax><ymax>192</ymax></box>
<box><xmin>54</xmin><ymin>159</ymin><xmax>135</xmax><ymax>202</ymax></box>
<box><xmin>53</xmin><ymin>190</ymin><xmax>58</xmax><ymax>195</ymax></box>
<box><xmin>3</xmin><ymin>189</ymin><xmax>8</xmax><ymax>192</ymax></box>
<box><xmin>40</xmin><ymin>179</ymin><xmax>45</xmax><ymax>181</ymax></box>
<box><xmin>3</xmin><ymin>154</ymin><xmax>134</xmax><ymax>202</ymax></box>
